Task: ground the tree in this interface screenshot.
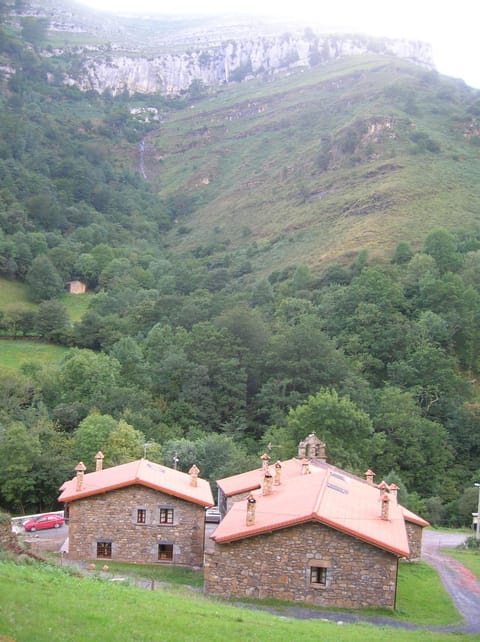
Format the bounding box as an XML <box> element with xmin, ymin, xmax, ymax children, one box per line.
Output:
<box><xmin>58</xmin><ymin>349</ymin><xmax>122</xmax><ymax>414</ymax></box>
<box><xmin>371</xmin><ymin>386</ymin><xmax>452</xmax><ymax>497</ymax></box>
<box><xmin>25</xmin><ymin>255</ymin><xmax>64</xmax><ymax>303</ymax></box>
<box><xmin>0</xmin><ymin>422</ymin><xmax>39</xmax><ymax>513</ymax></box>
<box><xmin>20</xmin><ymin>17</ymin><xmax>48</xmax><ymax>48</ymax></box>
<box><xmin>106</xmin><ymin>420</ymin><xmax>146</xmax><ymax>466</ymax></box>
<box><xmin>392</xmin><ymin>241</ymin><xmax>413</xmax><ymax>264</ymax></box>
<box><xmin>423</xmin><ymin>228</ymin><xmax>462</xmax><ymax>274</ymax></box>
<box><xmin>285</xmin><ymin>389</ymin><xmax>377</xmax><ymax>471</ymax></box>
<box><xmin>1</xmin><ymin>304</ymin><xmax>36</xmax><ymax>338</ymax></box>
<box><xmin>72</xmin><ymin>412</ymin><xmax>118</xmax><ymax>469</ymax></box>
<box><xmin>35</xmin><ymin>299</ymin><xmax>70</xmax><ymax>343</ymax></box>
<box><xmin>74</xmin><ymin>253</ymin><xmax>99</xmax><ymax>288</ymax></box>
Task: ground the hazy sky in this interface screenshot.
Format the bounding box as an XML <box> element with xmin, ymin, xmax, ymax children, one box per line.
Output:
<box><xmin>78</xmin><ymin>0</ymin><xmax>480</xmax><ymax>89</ymax></box>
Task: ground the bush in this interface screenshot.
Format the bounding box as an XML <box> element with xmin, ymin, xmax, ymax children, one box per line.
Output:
<box><xmin>463</xmin><ymin>536</ymin><xmax>480</xmax><ymax>550</ymax></box>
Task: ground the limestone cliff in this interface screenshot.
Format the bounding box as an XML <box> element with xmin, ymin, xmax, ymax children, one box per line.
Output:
<box><xmin>64</xmin><ymin>34</ymin><xmax>434</xmax><ymax>96</ymax></box>
<box><xmin>13</xmin><ymin>0</ymin><xmax>435</xmax><ymax>96</ymax></box>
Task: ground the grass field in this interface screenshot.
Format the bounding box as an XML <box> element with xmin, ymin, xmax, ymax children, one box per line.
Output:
<box><xmin>0</xmin><ymin>278</ymin><xmax>91</xmax><ymax>327</ymax></box>
<box><xmin>0</xmin><ymin>559</ymin><xmax>473</xmax><ymax>642</ymax></box>
<box><xmin>0</xmin><ymin>279</ymin><xmax>35</xmax><ymax>309</ymax></box>
<box><xmin>0</xmin><ymin>339</ymin><xmax>69</xmax><ymax>370</ymax></box>
<box><xmin>59</xmin><ymin>292</ymin><xmax>92</xmax><ymax>322</ymax></box>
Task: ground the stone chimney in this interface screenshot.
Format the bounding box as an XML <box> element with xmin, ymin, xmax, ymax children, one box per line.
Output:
<box><xmin>188</xmin><ymin>464</ymin><xmax>200</xmax><ymax>487</ymax></box>
<box><xmin>301</xmin><ymin>458</ymin><xmax>310</xmax><ymax>475</ymax></box>
<box><xmin>317</xmin><ymin>441</ymin><xmax>327</xmax><ymax>463</ymax></box>
<box><xmin>389</xmin><ymin>483</ymin><xmax>399</xmax><ymax>503</ymax></box>
<box><xmin>378</xmin><ymin>481</ymin><xmax>390</xmax><ymax>520</ymax></box>
<box><xmin>95</xmin><ymin>451</ymin><xmax>104</xmax><ymax>472</ymax></box>
<box><xmin>246</xmin><ymin>494</ymin><xmax>256</xmax><ymax>526</ymax></box>
<box><xmin>274</xmin><ymin>460</ymin><xmax>282</xmax><ymax>486</ymax></box>
<box><xmin>261</xmin><ymin>453</ymin><xmax>270</xmax><ymax>472</ymax></box>
<box><xmin>377</xmin><ymin>480</ymin><xmax>389</xmax><ymax>494</ymax></box>
<box><xmin>75</xmin><ymin>462</ymin><xmax>86</xmax><ymax>491</ymax></box>
<box><xmin>365</xmin><ymin>469</ymin><xmax>375</xmax><ymax>485</ymax></box>
<box><xmin>262</xmin><ymin>471</ymin><xmax>273</xmax><ymax>495</ymax></box>
<box><xmin>380</xmin><ymin>492</ymin><xmax>390</xmax><ymax>520</ymax></box>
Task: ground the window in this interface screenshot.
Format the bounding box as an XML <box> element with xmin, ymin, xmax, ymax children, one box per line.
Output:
<box><xmin>137</xmin><ymin>509</ymin><xmax>147</xmax><ymax>524</ymax></box>
<box><xmin>310</xmin><ymin>566</ymin><xmax>327</xmax><ymax>586</ymax></box>
<box><xmin>159</xmin><ymin>508</ymin><xmax>174</xmax><ymax>524</ymax></box>
<box><xmin>97</xmin><ymin>541</ymin><xmax>112</xmax><ymax>559</ymax></box>
<box><xmin>158</xmin><ymin>543</ymin><xmax>173</xmax><ymax>561</ymax></box>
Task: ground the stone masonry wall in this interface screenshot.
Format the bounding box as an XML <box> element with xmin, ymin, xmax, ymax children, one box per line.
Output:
<box><xmin>204</xmin><ymin>521</ymin><xmax>399</xmax><ymax>609</ymax></box>
<box><xmin>68</xmin><ymin>485</ymin><xmax>206</xmax><ymax>567</ymax></box>
<box><xmin>405</xmin><ymin>522</ymin><xmax>423</xmax><ymax>560</ymax></box>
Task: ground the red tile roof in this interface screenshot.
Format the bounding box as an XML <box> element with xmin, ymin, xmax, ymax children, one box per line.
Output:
<box><xmin>58</xmin><ymin>459</ymin><xmax>214</xmax><ymax>507</ymax></box>
<box><xmin>213</xmin><ymin>459</ymin><xmax>422</xmax><ymax>557</ymax></box>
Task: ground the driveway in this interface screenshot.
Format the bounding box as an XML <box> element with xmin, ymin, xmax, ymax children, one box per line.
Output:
<box><xmin>421</xmin><ymin>530</ymin><xmax>480</xmax><ymax>634</ymax></box>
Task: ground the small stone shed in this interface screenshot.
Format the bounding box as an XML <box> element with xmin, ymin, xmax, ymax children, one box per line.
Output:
<box><xmin>206</xmin><ymin>436</ymin><xmax>428</xmax><ymax>609</ymax></box>
<box><xmin>58</xmin><ymin>456</ymin><xmax>213</xmax><ymax>567</ymax></box>
<box><xmin>66</xmin><ymin>280</ymin><xmax>86</xmax><ymax>294</ymax></box>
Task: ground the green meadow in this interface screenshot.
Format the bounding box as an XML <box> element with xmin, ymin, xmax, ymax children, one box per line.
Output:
<box><xmin>0</xmin><ymin>339</ymin><xmax>69</xmax><ymax>370</ymax></box>
<box><xmin>0</xmin><ymin>559</ymin><xmax>472</xmax><ymax>642</ymax></box>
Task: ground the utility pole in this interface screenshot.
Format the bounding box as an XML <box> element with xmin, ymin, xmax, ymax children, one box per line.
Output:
<box><xmin>475</xmin><ymin>483</ymin><xmax>480</xmax><ymax>540</ymax></box>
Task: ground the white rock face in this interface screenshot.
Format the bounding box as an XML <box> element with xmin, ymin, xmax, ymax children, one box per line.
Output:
<box><xmin>64</xmin><ymin>34</ymin><xmax>435</xmax><ymax>96</ymax></box>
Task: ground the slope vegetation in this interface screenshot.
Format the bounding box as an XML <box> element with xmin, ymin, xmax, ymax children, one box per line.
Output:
<box><xmin>146</xmin><ymin>55</ymin><xmax>480</xmax><ymax>274</ymax></box>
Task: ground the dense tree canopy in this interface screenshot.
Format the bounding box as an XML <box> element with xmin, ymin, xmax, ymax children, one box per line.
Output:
<box><xmin>1</xmin><ymin>15</ymin><xmax>480</xmax><ymax>528</ymax></box>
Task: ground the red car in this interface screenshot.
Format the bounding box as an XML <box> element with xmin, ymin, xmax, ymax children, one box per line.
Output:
<box><xmin>23</xmin><ymin>513</ymin><xmax>64</xmax><ymax>532</ymax></box>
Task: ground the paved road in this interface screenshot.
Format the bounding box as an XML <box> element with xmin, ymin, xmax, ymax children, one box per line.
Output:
<box><xmin>421</xmin><ymin>530</ymin><xmax>480</xmax><ymax>634</ymax></box>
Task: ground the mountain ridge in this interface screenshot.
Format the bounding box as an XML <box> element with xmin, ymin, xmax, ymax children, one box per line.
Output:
<box><xmin>13</xmin><ymin>0</ymin><xmax>434</xmax><ymax>95</ymax></box>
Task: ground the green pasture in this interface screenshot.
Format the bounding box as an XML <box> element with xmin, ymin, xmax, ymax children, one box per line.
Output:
<box><xmin>0</xmin><ymin>559</ymin><xmax>473</xmax><ymax>642</ymax></box>
<box><xmin>0</xmin><ymin>339</ymin><xmax>69</xmax><ymax>370</ymax></box>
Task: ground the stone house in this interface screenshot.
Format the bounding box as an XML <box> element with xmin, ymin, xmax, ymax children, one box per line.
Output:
<box><xmin>58</xmin><ymin>456</ymin><xmax>214</xmax><ymax>567</ymax></box>
<box><xmin>205</xmin><ymin>434</ymin><xmax>428</xmax><ymax>609</ymax></box>
<box><xmin>66</xmin><ymin>280</ymin><xmax>86</xmax><ymax>294</ymax></box>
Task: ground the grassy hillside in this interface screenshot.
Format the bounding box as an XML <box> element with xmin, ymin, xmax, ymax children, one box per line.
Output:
<box><xmin>0</xmin><ymin>278</ymin><xmax>91</xmax><ymax>322</ymax></box>
<box><xmin>0</xmin><ymin>559</ymin><xmax>469</xmax><ymax>642</ymax></box>
<box><xmin>141</xmin><ymin>55</ymin><xmax>480</xmax><ymax>275</ymax></box>
<box><xmin>0</xmin><ymin>339</ymin><xmax>69</xmax><ymax>370</ymax></box>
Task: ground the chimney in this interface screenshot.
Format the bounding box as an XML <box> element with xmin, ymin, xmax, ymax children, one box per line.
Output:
<box><xmin>246</xmin><ymin>494</ymin><xmax>256</xmax><ymax>526</ymax></box>
<box><xmin>301</xmin><ymin>458</ymin><xmax>310</xmax><ymax>475</ymax></box>
<box><xmin>262</xmin><ymin>471</ymin><xmax>273</xmax><ymax>495</ymax></box>
<box><xmin>378</xmin><ymin>481</ymin><xmax>390</xmax><ymax>520</ymax></box>
<box><xmin>95</xmin><ymin>451</ymin><xmax>104</xmax><ymax>472</ymax></box>
<box><xmin>188</xmin><ymin>464</ymin><xmax>200</xmax><ymax>487</ymax></box>
<box><xmin>377</xmin><ymin>480</ymin><xmax>389</xmax><ymax>494</ymax></box>
<box><xmin>380</xmin><ymin>492</ymin><xmax>390</xmax><ymax>520</ymax></box>
<box><xmin>260</xmin><ymin>453</ymin><xmax>270</xmax><ymax>472</ymax></box>
<box><xmin>389</xmin><ymin>483</ymin><xmax>399</xmax><ymax>503</ymax></box>
<box><xmin>317</xmin><ymin>441</ymin><xmax>327</xmax><ymax>463</ymax></box>
<box><xmin>274</xmin><ymin>460</ymin><xmax>282</xmax><ymax>486</ymax></box>
<box><xmin>75</xmin><ymin>462</ymin><xmax>86</xmax><ymax>491</ymax></box>
<box><xmin>365</xmin><ymin>469</ymin><xmax>375</xmax><ymax>485</ymax></box>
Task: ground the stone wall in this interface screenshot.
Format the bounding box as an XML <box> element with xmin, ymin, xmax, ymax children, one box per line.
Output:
<box><xmin>68</xmin><ymin>485</ymin><xmax>206</xmax><ymax>567</ymax></box>
<box><xmin>405</xmin><ymin>521</ymin><xmax>423</xmax><ymax>560</ymax></box>
<box><xmin>204</xmin><ymin>521</ymin><xmax>399</xmax><ymax>609</ymax></box>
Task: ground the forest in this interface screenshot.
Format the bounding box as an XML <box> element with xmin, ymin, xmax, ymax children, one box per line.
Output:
<box><xmin>0</xmin><ymin>3</ymin><xmax>479</xmax><ymax>526</ymax></box>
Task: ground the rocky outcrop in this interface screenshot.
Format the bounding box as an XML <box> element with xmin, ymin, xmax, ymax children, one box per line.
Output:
<box><xmin>63</xmin><ymin>33</ymin><xmax>434</xmax><ymax>96</ymax></box>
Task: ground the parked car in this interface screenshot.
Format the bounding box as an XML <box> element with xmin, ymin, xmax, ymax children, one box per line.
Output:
<box><xmin>205</xmin><ymin>506</ymin><xmax>221</xmax><ymax>523</ymax></box>
<box><xmin>23</xmin><ymin>513</ymin><xmax>64</xmax><ymax>532</ymax></box>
